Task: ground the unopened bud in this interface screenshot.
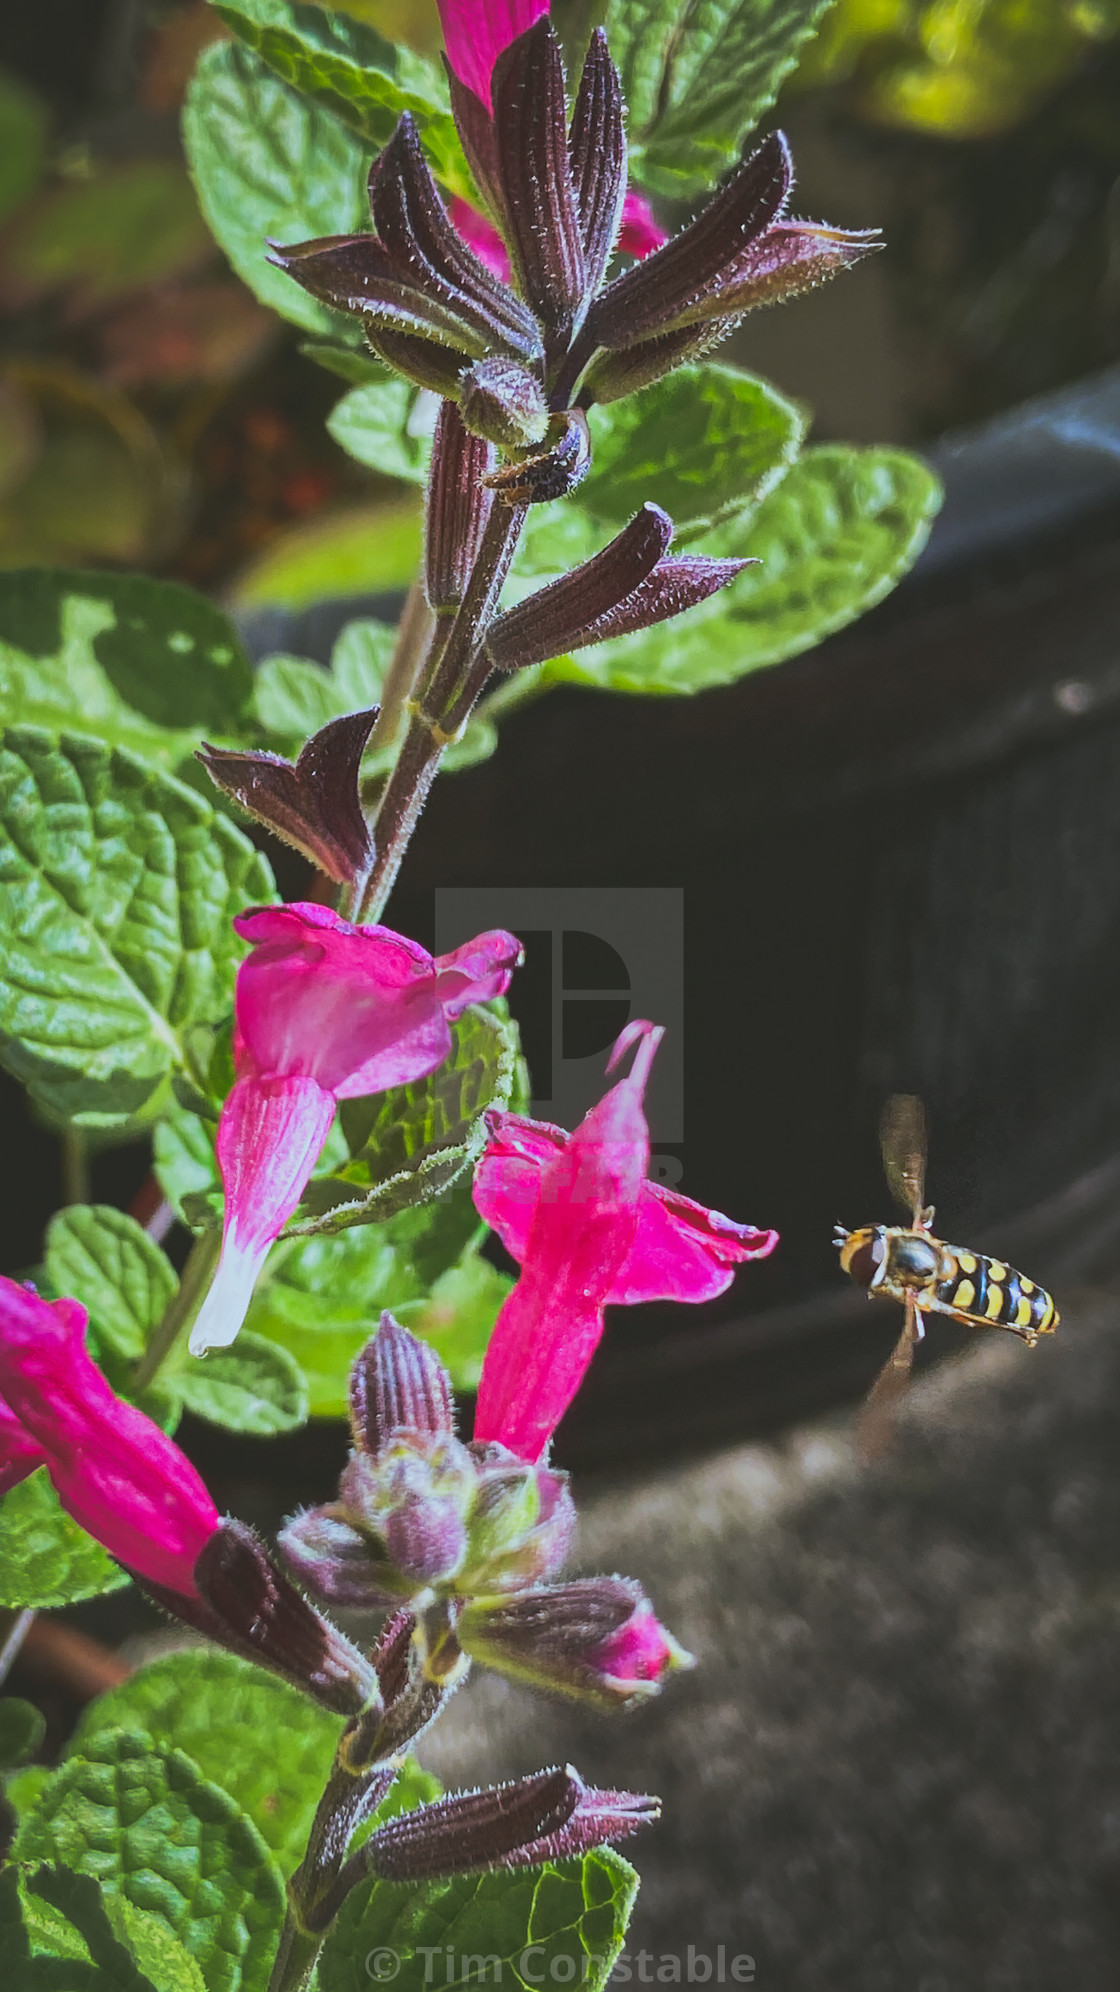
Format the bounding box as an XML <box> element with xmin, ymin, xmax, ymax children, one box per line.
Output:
<box><xmin>458</xmin><ymin>1576</ymin><xmax>693</xmax><ymax>1708</ymax></box>
<box><xmin>459</xmin><ymin>357</ymin><xmax>550</xmax><ymax>448</ymax></box>
<box><xmin>350</xmin><ymin>1314</ymin><xmax>454</xmax><ymax>1456</ymax></box>
<box><xmin>360</xmin><ymin>1764</ymin><xmax>659</xmax><ymax>1881</ymax></box>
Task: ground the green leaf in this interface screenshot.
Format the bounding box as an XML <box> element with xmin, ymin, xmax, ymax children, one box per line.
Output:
<box><xmin>173</xmin><ymin>1330</ymin><xmax>309</xmax><ymax>1435</ymax></box>
<box><xmin>21</xmin><ymin>1866</ymin><xmax>170</xmax><ymax>1992</ymax></box>
<box><xmin>582</xmin><ymin>364</ymin><xmax>806</xmax><ymax>536</ymax></box>
<box><xmin>0</xmin><ymin>727</ymin><xmax>274</xmax><ymax>1126</ymax></box>
<box><xmin>300</xmin><ymin>340</ymin><xmax>389</xmax><ymax>386</ymax></box>
<box><xmin>153</xmin><ymin>1107</ymin><xmax>220</xmax><ymax>1224</ymax></box>
<box><xmin>229</xmin><ymin>496</ymin><xmax>422</xmax><ymax>610</ymax></box>
<box><xmin>0</xmin><ymin>1864</ymin><xmax>31</xmax><ymax>1965</ymax></box>
<box><xmin>318</xmin><ymin>1848</ymin><xmax>639</xmax><ymax>1992</ymax></box>
<box><xmin>0</xmin><ymin>69</ymin><xmax>49</xmax><ymax>226</ymax></box>
<box><xmin>0</xmin><ymin>1468</ymin><xmax>129</xmax><ymax>1610</ymax></box>
<box><xmin>183</xmin><ymin>39</ymin><xmax>370</xmax><ymax>333</ymax></box>
<box><xmin>297</xmin><ymin>1003</ymin><xmax>520</xmax><ymax>1234</ymax></box>
<box><xmin>326</xmin><ymin>378</ymin><xmax>433</xmax><ymax>486</ymax></box>
<box><xmin>551</xmin><ymin>444</ymin><xmax>941</xmax><ymax>693</ymax></box>
<box><xmin>0</xmin><ymin>1696</ymin><xmax>45</xmax><ymax>1769</ymax></box>
<box><xmin>45</xmin><ymin>1205</ymin><xmax>176</xmax><ymax>1363</ymax></box>
<box><xmin>569</xmin><ymin>0</ymin><xmax>839</xmax><ymax>195</ymax></box>
<box><xmin>0</xmin><ymin>568</ymin><xmax>255</xmax><ymax>768</ymax></box>
<box><xmin>70</xmin><ymin>1650</ymin><xmax>343</xmax><ymax>1878</ymax></box>
<box><xmin>214</xmin><ymin>0</ymin><xmax>469</xmax><ymax>197</ymax></box>
<box><xmin>15</xmin><ymin>1729</ymin><xmax>286</xmax><ymax>1992</ymax></box>
<box><xmin>102</xmin><ymin>1895</ymin><xmax>208</xmax><ymax>1992</ymax></box>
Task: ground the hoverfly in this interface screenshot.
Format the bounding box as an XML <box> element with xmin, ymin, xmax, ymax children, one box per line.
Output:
<box><xmin>835</xmin><ymin>1095</ymin><xmax>1058</xmax><ymax>1431</ymax></box>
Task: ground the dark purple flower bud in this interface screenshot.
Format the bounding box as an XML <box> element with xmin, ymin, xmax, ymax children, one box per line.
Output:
<box><xmin>362</xmin><ymin>1764</ymin><xmax>659</xmax><ymax>1880</ymax></box>
<box><xmin>459</xmin><ymin>356</ymin><xmax>550</xmax><ymax>449</ymax></box>
<box><xmin>368</xmin><ymin>115</ymin><xmax>544</xmax><ymax>363</ymax></box>
<box><xmin>384</xmin><ymin>1492</ymin><xmax>469</xmax><ymax>1586</ymax></box>
<box><xmin>358</xmin><ymin>1606</ymin><xmax>455</xmax><ymax>1761</ymax></box>
<box><xmin>701</xmin><ymin>218</ymin><xmax>883</xmax><ymax>322</ymax></box>
<box><xmin>484</xmin><ymin>408</ymin><xmax>591</xmax><ymax>505</ymax></box>
<box><xmin>490</xmin><ymin>20</ymin><xmax>586</xmax><ymax>354</ymax></box>
<box><xmin>268</xmin><ymin>230</ymin><xmax>486</xmax><ymax>360</ymax></box>
<box><xmin>458</xmin><ymin>1576</ymin><xmax>693</xmax><ymax>1708</ymax></box>
<box><xmin>425</xmin><ymin>401</ymin><xmax>496</xmax><ymax>614</ymax></box>
<box><xmin>445</xmin><ymin>66</ymin><xmax>508</xmax><ymax>241</ymax></box>
<box><xmin>350</xmin><ymin>1314</ymin><xmax>455</xmax><ymax>1455</ymax></box>
<box><xmin>184</xmin><ymin>1518</ymin><xmax>380</xmax><ymax>1717</ymax></box>
<box><xmin>462</xmin><ymin>1447</ymin><xmax>577</xmax><ymax>1591</ymax></box>
<box><xmin>583</xmin><ymin>130</ymin><xmax>794</xmax><ymax>352</ymax></box>
<box><xmin>567</xmin><ymin>29</ymin><xmax>626</xmax><ymax>298</ymax></box>
<box><xmin>486</xmin><ymin>503</ymin><xmax>751</xmax><ymax>669</ymax></box>
<box><xmin>366</xmin><ymin>326</ymin><xmax>472</xmax><ymax>397</ymax></box>
<box><xmin>277</xmin><ymin>1506</ymin><xmax>401</xmax><ymax>1611</ymax></box>
<box><xmin>580</xmin><ymin>318</ymin><xmax>738</xmax><ymax>405</ymax></box>
<box><xmin>197</xmin><ymin>709</ymin><xmax>377</xmax><ymax>893</ymax></box>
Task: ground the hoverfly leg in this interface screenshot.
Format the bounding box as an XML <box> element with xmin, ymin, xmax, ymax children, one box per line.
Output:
<box><xmin>859</xmin><ymin>1298</ymin><xmax>924</xmax><ymax>1463</ymax></box>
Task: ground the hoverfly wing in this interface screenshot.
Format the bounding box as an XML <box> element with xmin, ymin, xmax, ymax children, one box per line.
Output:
<box><xmin>879</xmin><ymin>1093</ymin><xmax>928</xmax><ymax>1229</ymax></box>
<box><xmin>859</xmin><ymin>1296</ymin><xmax>924</xmax><ymax>1462</ymax></box>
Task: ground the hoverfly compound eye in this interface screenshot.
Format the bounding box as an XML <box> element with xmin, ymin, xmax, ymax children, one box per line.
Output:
<box><xmin>846</xmin><ymin>1231</ymin><xmax>885</xmax><ymax>1289</ymax></box>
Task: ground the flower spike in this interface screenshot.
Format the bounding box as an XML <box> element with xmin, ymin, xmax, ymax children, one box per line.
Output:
<box><xmin>491</xmin><ymin>21</ymin><xmax>586</xmax><ymax>353</ymax></box>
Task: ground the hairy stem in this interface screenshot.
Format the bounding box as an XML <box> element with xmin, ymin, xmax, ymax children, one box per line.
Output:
<box><xmin>60</xmin><ymin>1130</ymin><xmax>90</xmax><ymax>1208</ymax></box>
<box><xmin>267</xmin><ymin>1914</ymin><xmax>323</xmax><ymax>1992</ymax></box>
<box><xmin>0</xmin><ymin>1608</ymin><xmax>35</xmax><ymax>1690</ymax></box>
<box><xmin>132</xmin><ymin>1225</ymin><xmax>221</xmax><ymax>1391</ymax></box>
<box><xmin>359</xmin><ymin>503</ymin><xmax>527</xmax><ymax>922</ymax></box>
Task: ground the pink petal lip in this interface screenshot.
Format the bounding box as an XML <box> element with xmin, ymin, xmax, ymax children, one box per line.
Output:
<box><xmin>0</xmin><ymin>1278</ymin><xmax>219</xmax><ymax>1598</ymax></box>
<box><xmin>437</xmin><ymin>0</ymin><xmax>549</xmax><ymax>110</ymax></box>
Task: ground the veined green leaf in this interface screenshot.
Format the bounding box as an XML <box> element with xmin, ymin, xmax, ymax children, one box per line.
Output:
<box><xmin>557</xmin><ymin>0</ymin><xmax>839</xmax><ymax>195</ymax></box>
<box><xmin>318</xmin><ymin>1848</ymin><xmax>639</xmax><ymax>1992</ymax></box>
<box><xmin>0</xmin><ymin>1469</ymin><xmax>129</xmax><ymax>1610</ymax></box>
<box><xmin>582</xmin><ymin>363</ymin><xmax>806</xmax><ymax>536</ymax></box>
<box><xmin>326</xmin><ymin>377</ymin><xmax>434</xmax><ymax>486</ymax></box>
<box><xmin>15</xmin><ymin>1730</ymin><xmax>286</xmax><ymax>1992</ymax></box>
<box><xmin>0</xmin><ymin>727</ymin><xmax>273</xmax><ymax>1125</ymax></box>
<box><xmin>213</xmin><ymin>0</ymin><xmax>470</xmax><ymax>195</ymax></box>
<box><xmin>0</xmin><ymin>568</ymin><xmax>254</xmax><ymax>769</ymax></box>
<box><xmin>550</xmin><ymin>443</ymin><xmax>941</xmax><ymax>692</ymax></box>
<box><xmin>45</xmin><ymin>1205</ymin><xmax>176</xmax><ymax>1363</ymax></box>
<box><xmin>174</xmin><ymin>1330</ymin><xmax>309</xmax><ymax>1436</ymax></box>
<box><xmin>184</xmin><ymin>39</ymin><xmax>370</xmax><ymax>333</ymax></box>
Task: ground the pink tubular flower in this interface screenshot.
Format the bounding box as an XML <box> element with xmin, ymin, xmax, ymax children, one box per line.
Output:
<box><xmin>472</xmin><ymin>1021</ymin><xmax>778</xmax><ymax>1460</ymax></box>
<box><xmin>189</xmin><ymin>903</ymin><xmax>522</xmax><ymax>1358</ymax></box>
<box><xmin>0</xmin><ymin>1279</ymin><xmax>219</xmax><ymax>1599</ymax></box>
<box><xmin>440</xmin><ymin>1</ymin><xmax>666</xmax><ymax>277</ymax></box>
<box><xmin>437</xmin><ymin>0</ymin><xmax>549</xmax><ymax>111</ymax></box>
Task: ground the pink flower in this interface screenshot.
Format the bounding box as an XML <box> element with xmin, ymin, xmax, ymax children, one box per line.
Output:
<box><xmin>190</xmin><ymin>903</ymin><xmax>522</xmax><ymax>1357</ymax></box>
<box><xmin>451</xmin><ymin>189</ymin><xmax>666</xmax><ymax>282</ymax></box>
<box><xmin>437</xmin><ymin>0</ymin><xmax>549</xmax><ymax>112</ymax></box>
<box><xmin>440</xmin><ymin>1</ymin><xmax>666</xmax><ymax>276</ymax></box>
<box><xmin>472</xmin><ymin>1021</ymin><xmax>777</xmax><ymax>1460</ymax></box>
<box><xmin>0</xmin><ymin>1279</ymin><xmax>219</xmax><ymax>1599</ymax></box>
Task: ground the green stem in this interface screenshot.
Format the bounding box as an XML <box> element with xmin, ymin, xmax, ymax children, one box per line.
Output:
<box><xmin>132</xmin><ymin>1226</ymin><xmax>221</xmax><ymax>1392</ymax></box>
<box><xmin>267</xmin><ymin>1914</ymin><xmax>323</xmax><ymax>1992</ymax></box>
<box><xmin>60</xmin><ymin>1130</ymin><xmax>90</xmax><ymax>1208</ymax></box>
<box><xmin>367</xmin><ymin>579</ymin><xmax>435</xmax><ymax>758</ymax></box>
<box><xmin>359</xmin><ymin>503</ymin><xmax>526</xmax><ymax>923</ymax></box>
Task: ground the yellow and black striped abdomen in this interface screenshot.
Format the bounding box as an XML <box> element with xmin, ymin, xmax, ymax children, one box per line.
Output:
<box><xmin>934</xmin><ymin>1249</ymin><xmax>1058</xmax><ymax>1342</ymax></box>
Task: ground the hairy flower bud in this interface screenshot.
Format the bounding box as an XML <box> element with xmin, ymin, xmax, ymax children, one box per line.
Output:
<box><xmin>459</xmin><ymin>356</ymin><xmax>550</xmax><ymax>448</ymax></box>
<box><xmin>361</xmin><ymin>1764</ymin><xmax>659</xmax><ymax>1880</ymax></box>
<box><xmin>458</xmin><ymin>1577</ymin><xmax>693</xmax><ymax>1708</ymax></box>
<box><xmin>198</xmin><ymin>708</ymin><xmax>377</xmax><ymax>892</ymax></box>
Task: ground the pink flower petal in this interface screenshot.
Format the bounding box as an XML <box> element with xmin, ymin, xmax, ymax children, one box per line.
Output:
<box><xmin>0</xmin><ymin>1385</ymin><xmax>47</xmax><ymax>1496</ymax></box>
<box><xmin>0</xmin><ymin>1279</ymin><xmax>219</xmax><ymax>1598</ymax></box>
<box><xmin>618</xmin><ymin>189</ymin><xmax>666</xmax><ymax>260</ymax></box>
<box><xmin>450</xmin><ymin>197</ymin><xmax>509</xmax><ymax>280</ymax></box>
<box><xmin>471</xmin><ymin>1112</ymin><xmax>566</xmax><ymax>1260</ymax></box>
<box><xmin>433</xmin><ymin>929</ymin><xmax>524</xmax><ymax>1019</ymax></box>
<box><xmin>473</xmin><ymin>1025</ymin><xmax>660</xmax><ymax>1458</ymax></box>
<box><xmin>190</xmin><ymin>1074</ymin><xmax>337</xmax><ymax>1356</ymax></box>
<box><xmin>608</xmin><ymin>1182</ymin><xmax>779</xmax><ymax>1305</ymax></box>
<box><xmin>437</xmin><ymin>0</ymin><xmax>549</xmax><ymax>110</ymax></box>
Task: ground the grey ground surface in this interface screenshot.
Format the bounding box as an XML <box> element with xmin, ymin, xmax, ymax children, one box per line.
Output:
<box><xmin>422</xmin><ymin>1291</ymin><xmax>1120</xmax><ymax>1992</ymax></box>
